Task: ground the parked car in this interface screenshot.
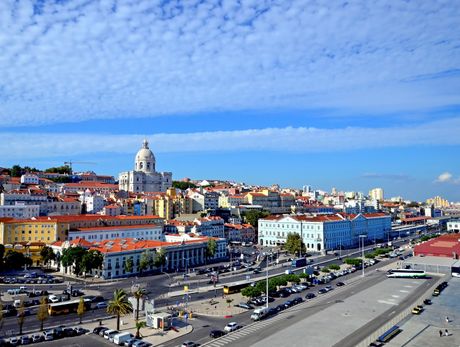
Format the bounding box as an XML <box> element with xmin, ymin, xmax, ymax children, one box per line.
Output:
<box><xmin>209</xmin><ymin>329</ymin><xmax>226</xmax><ymax>338</ymax></box>
<box><xmin>236</xmin><ymin>302</ymin><xmax>253</xmax><ymax>310</ymax></box>
<box><xmin>98</xmin><ymin>327</ymin><xmax>110</xmax><ymax>336</ymax></box>
<box><xmin>31</xmin><ymin>334</ymin><xmax>44</xmax><ymax>343</ymax></box>
<box><xmin>124</xmin><ymin>338</ymin><xmax>140</xmax><ymax>347</ymax></box>
<box><xmin>181</xmin><ymin>342</ymin><xmax>198</xmax><ymax>347</ymax></box>
<box><xmin>292</xmin><ymin>297</ymin><xmax>303</xmax><ymax>304</ymax></box>
<box><xmin>96</xmin><ymin>301</ymin><xmax>108</xmax><ymax>309</ymax></box>
<box><xmin>224</xmin><ymin>322</ymin><xmax>240</xmax><ymax>332</ymax></box>
<box><xmin>43</xmin><ymin>330</ymin><xmax>54</xmax><ymax>341</ymax></box>
<box><xmin>20</xmin><ymin>336</ymin><xmax>30</xmax><ymax>345</ymax></box>
<box><xmin>93</xmin><ymin>326</ymin><xmax>107</xmax><ymax>335</ymax></box>
<box><xmin>411</xmin><ymin>305</ymin><xmax>424</xmax><ymax>315</ymax></box>
<box><xmin>107</xmin><ymin>330</ymin><xmax>120</xmax><ymax>342</ymax></box>
<box><xmin>336</xmin><ymin>282</ymin><xmax>345</xmax><ymax>287</ymax></box>
<box><xmin>8</xmin><ymin>337</ymin><xmax>19</xmax><ymax>346</ymax></box>
<box><xmin>63</xmin><ymin>327</ymin><xmax>77</xmax><ymax>337</ymax></box>
<box><xmin>103</xmin><ymin>329</ymin><xmax>118</xmax><ymax>339</ymax></box>
<box><xmin>318</xmin><ymin>288</ymin><xmax>328</xmax><ymax>294</ymax></box>
<box><xmin>423</xmin><ymin>299</ymin><xmax>432</xmax><ymax>305</ymax></box>
<box><xmin>305</xmin><ymin>293</ymin><xmax>316</xmax><ymax>300</ymax></box>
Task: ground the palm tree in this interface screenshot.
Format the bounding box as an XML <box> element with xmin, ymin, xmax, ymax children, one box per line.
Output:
<box><xmin>106</xmin><ymin>289</ymin><xmax>133</xmax><ymax>330</ymax></box>
<box><xmin>132</xmin><ymin>287</ymin><xmax>147</xmax><ymax>324</ymax></box>
<box><xmin>135</xmin><ymin>321</ymin><xmax>146</xmax><ymax>339</ymax></box>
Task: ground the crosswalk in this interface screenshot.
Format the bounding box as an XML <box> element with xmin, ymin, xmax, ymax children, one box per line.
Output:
<box><xmin>201</xmin><ymin>313</ymin><xmax>289</xmax><ymax>346</ymax></box>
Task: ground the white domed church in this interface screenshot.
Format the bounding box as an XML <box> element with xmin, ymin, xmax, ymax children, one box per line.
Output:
<box><xmin>118</xmin><ymin>139</ymin><xmax>172</xmax><ymax>193</ymax></box>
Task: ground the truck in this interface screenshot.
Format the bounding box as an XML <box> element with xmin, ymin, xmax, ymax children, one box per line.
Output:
<box><xmin>291</xmin><ymin>258</ymin><xmax>307</xmax><ymax>268</ymax></box>
<box><xmin>250</xmin><ymin>307</ymin><xmax>270</xmax><ymax>321</ymax></box>
<box><xmin>113</xmin><ymin>332</ymin><xmax>134</xmax><ymax>346</ymax></box>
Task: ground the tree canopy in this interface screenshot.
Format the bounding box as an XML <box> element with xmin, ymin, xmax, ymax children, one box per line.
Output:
<box><xmin>283</xmin><ymin>233</ymin><xmax>306</xmax><ymax>256</ymax></box>
<box><xmin>172</xmin><ymin>181</ymin><xmax>197</xmax><ymax>190</ymax></box>
<box><xmin>242</xmin><ymin>210</ymin><xmax>270</xmax><ymax>228</ymax></box>
<box><xmin>206</xmin><ymin>238</ymin><xmax>218</xmax><ymax>259</ymax></box>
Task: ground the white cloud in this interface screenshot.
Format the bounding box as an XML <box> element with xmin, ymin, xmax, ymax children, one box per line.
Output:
<box><xmin>0</xmin><ymin>0</ymin><xmax>459</xmax><ymax>126</ymax></box>
<box><xmin>435</xmin><ymin>172</ymin><xmax>460</xmax><ymax>184</ymax></box>
<box><xmin>1</xmin><ymin>118</ymin><xmax>459</xmax><ymax>160</ymax></box>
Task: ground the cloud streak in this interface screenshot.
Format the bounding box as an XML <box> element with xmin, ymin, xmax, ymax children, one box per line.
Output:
<box><xmin>435</xmin><ymin>172</ymin><xmax>460</xmax><ymax>184</ymax></box>
<box><xmin>361</xmin><ymin>173</ymin><xmax>412</xmax><ymax>182</ymax></box>
<box><xmin>0</xmin><ymin>0</ymin><xmax>460</xmax><ymax>126</ymax></box>
<box><xmin>1</xmin><ymin>118</ymin><xmax>459</xmax><ymax>160</ymax></box>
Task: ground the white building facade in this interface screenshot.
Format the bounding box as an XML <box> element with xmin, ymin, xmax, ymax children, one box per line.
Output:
<box><xmin>68</xmin><ymin>224</ymin><xmax>164</xmax><ymax>242</ymax></box>
<box><xmin>0</xmin><ymin>203</ymin><xmax>40</xmax><ymax>218</ymax></box>
<box><xmin>118</xmin><ymin>140</ymin><xmax>172</xmax><ymax>193</ymax></box>
<box><xmin>258</xmin><ymin>213</ymin><xmax>391</xmax><ymax>252</ymax></box>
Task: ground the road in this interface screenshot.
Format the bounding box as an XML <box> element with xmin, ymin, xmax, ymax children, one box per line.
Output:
<box><xmin>0</xmin><ymin>233</ymin><xmax>420</xmax><ymax>337</ymax></box>
<box><xmin>157</xmin><ymin>255</ymin><xmax>409</xmax><ymax>347</ymax></box>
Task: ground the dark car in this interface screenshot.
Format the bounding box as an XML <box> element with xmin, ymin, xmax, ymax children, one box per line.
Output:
<box><xmin>209</xmin><ymin>330</ymin><xmax>226</xmax><ymax>338</ymax></box>
<box><xmin>269</xmin><ymin>291</ymin><xmax>280</xmax><ymax>298</ymax></box>
<box><xmin>292</xmin><ymin>297</ymin><xmax>303</xmax><ymax>304</ymax></box>
<box><xmin>283</xmin><ymin>300</ymin><xmax>294</xmax><ymax>308</ymax></box>
<box><xmin>267</xmin><ymin>307</ymin><xmax>277</xmax><ymax>316</ymax></box>
<box><xmin>318</xmin><ymin>288</ymin><xmax>328</xmax><ymax>294</ymax></box>
<box><xmin>305</xmin><ymin>293</ymin><xmax>316</xmax><ymax>300</ymax></box>
<box><xmin>336</xmin><ymin>282</ymin><xmax>345</xmax><ymax>287</ymax></box>
<box><xmin>93</xmin><ymin>326</ymin><xmax>107</xmax><ymax>335</ymax></box>
<box><xmin>236</xmin><ymin>302</ymin><xmax>253</xmax><ymax>310</ymax></box>
<box><xmin>423</xmin><ymin>299</ymin><xmax>432</xmax><ymax>305</ymax></box>
<box><xmin>276</xmin><ymin>304</ymin><xmax>285</xmax><ymax>312</ymax></box>
<box><xmin>279</xmin><ymin>289</ymin><xmax>290</xmax><ymax>298</ymax></box>
<box><xmin>63</xmin><ymin>328</ymin><xmax>77</xmax><ymax>337</ymax></box>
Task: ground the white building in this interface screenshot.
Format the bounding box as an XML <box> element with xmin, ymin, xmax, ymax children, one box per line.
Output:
<box><xmin>118</xmin><ymin>140</ymin><xmax>172</xmax><ymax>193</ymax></box>
<box><xmin>0</xmin><ymin>203</ymin><xmax>40</xmax><ymax>218</ymax></box>
<box><xmin>68</xmin><ymin>224</ymin><xmax>164</xmax><ymax>242</ymax></box>
<box><xmin>369</xmin><ymin>188</ymin><xmax>384</xmax><ymax>202</ymax></box>
<box><xmin>258</xmin><ymin>213</ymin><xmax>391</xmax><ymax>252</ymax></box>
<box><xmin>193</xmin><ymin>216</ymin><xmax>225</xmax><ymax>238</ymax></box>
<box><xmin>79</xmin><ymin>190</ymin><xmax>105</xmax><ymax>214</ymax></box>
<box><xmin>20</xmin><ymin>174</ymin><xmax>39</xmax><ymax>185</ymax></box>
<box><xmin>447</xmin><ymin>220</ymin><xmax>460</xmax><ymax>232</ymax></box>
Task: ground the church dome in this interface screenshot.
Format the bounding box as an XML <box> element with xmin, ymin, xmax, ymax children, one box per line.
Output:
<box><xmin>135</xmin><ymin>139</ymin><xmax>155</xmax><ymax>172</ymax></box>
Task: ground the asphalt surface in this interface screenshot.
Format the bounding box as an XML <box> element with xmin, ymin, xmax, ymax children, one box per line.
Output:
<box><xmin>0</xmin><ymin>232</ymin><xmax>429</xmax><ymax>339</ymax></box>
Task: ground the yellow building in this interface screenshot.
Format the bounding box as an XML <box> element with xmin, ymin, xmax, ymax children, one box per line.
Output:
<box><xmin>426</xmin><ymin>196</ymin><xmax>449</xmax><ymax>208</ymax></box>
<box><xmin>0</xmin><ymin>217</ymin><xmax>61</xmax><ymax>244</ymax></box>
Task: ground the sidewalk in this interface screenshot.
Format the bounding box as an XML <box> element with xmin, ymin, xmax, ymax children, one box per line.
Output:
<box><xmin>84</xmin><ymin>312</ymin><xmax>192</xmax><ymax>345</ymax></box>
<box><xmin>185</xmin><ymin>292</ymin><xmax>247</xmax><ymax>317</ymax></box>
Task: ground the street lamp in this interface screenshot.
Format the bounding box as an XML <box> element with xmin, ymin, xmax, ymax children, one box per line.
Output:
<box><xmin>265</xmin><ymin>254</ymin><xmax>271</xmax><ymax>308</ymax></box>
<box><xmin>359</xmin><ymin>235</ymin><xmax>366</xmax><ymax>277</ymax></box>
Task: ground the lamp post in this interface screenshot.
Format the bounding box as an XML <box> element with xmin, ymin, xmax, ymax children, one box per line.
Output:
<box><xmin>265</xmin><ymin>254</ymin><xmax>271</xmax><ymax>308</ymax></box>
<box><xmin>359</xmin><ymin>235</ymin><xmax>366</xmax><ymax>277</ymax></box>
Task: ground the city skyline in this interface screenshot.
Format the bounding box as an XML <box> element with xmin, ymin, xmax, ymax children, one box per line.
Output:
<box><xmin>1</xmin><ymin>1</ymin><xmax>460</xmax><ymax>201</ymax></box>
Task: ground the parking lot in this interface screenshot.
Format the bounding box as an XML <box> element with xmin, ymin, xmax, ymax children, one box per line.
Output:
<box><xmin>386</xmin><ymin>277</ymin><xmax>460</xmax><ymax>347</ymax></box>
<box><xmin>37</xmin><ymin>334</ymin><xmax>114</xmax><ymax>347</ymax></box>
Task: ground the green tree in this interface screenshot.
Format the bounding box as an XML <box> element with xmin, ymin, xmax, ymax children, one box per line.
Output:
<box><xmin>153</xmin><ymin>248</ymin><xmax>166</xmax><ymax>270</ymax></box>
<box><xmin>132</xmin><ymin>287</ymin><xmax>147</xmax><ymax>338</ymax></box>
<box><xmin>124</xmin><ymin>257</ymin><xmax>134</xmax><ymax>273</ymax></box>
<box><xmin>61</xmin><ymin>246</ymin><xmax>87</xmax><ymax>276</ymax></box>
<box><xmin>45</xmin><ymin>165</ymin><xmax>72</xmax><ymax>175</ymax></box>
<box><xmin>17</xmin><ymin>301</ymin><xmax>26</xmax><ymax>335</ymax></box>
<box><xmin>81</xmin><ymin>250</ymin><xmax>104</xmax><ymax>276</ymax></box>
<box><xmin>241</xmin><ymin>286</ymin><xmax>262</xmax><ymax>298</ymax></box>
<box><xmin>36</xmin><ymin>297</ymin><xmax>48</xmax><ymax>331</ymax></box>
<box><xmin>135</xmin><ymin>321</ymin><xmax>146</xmax><ymax>338</ymax></box>
<box><xmin>107</xmin><ymin>289</ymin><xmax>133</xmax><ymax>331</ymax></box>
<box><xmin>77</xmin><ymin>297</ymin><xmax>85</xmax><ymax>323</ymax></box>
<box><xmin>243</xmin><ymin>210</ymin><xmax>270</xmax><ymax>228</ymax></box>
<box><xmin>4</xmin><ymin>250</ymin><xmax>26</xmax><ymax>270</ymax></box>
<box><xmin>284</xmin><ymin>233</ymin><xmax>306</xmax><ymax>256</ymax></box>
<box><xmin>329</xmin><ymin>264</ymin><xmax>340</xmax><ymax>270</ymax></box>
<box><xmin>321</xmin><ymin>267</ymin><xmax>330</xmax><ymax>273</ymax></box>
<box><xmin>344</xmin><ymin>258</ymin><xmax>362</xmax><ymax>267</ymax></box>
<box><xmin>298</xmin><ymin>272</ymin><xmax>309</xmax><ymax>282</ymax></box>
<box><xmin>206</xmin><ymin>238</ymin><xmax>218</xmax><ymax>261</ymax></box>
<box><xmin>172</xmin><ymin>181</ymin><xmax>197</xmax><ymax>190</ymax></box>
<box><xmin>40</xmin><ymin>246</ymin><xmax>56</xmax><ymax>268</ymax></box>
<box><xmin>226</xmin><ymin>298</ymin><xmax>234</xmax><ymax>308</ymax></box>
<box><xmin>285</xmin><ymin>274</ymin><xmax>300</xmax><ymax>284</ymax></box>
<box><xmin>10</xmin><ymin>165</ymin><xmax>22</xmax><ymax>177</ymax></box>
<box><xmin>139</xmin><ymin>250</ymin><xmax>154</xmax><ymax>274</ymax></box>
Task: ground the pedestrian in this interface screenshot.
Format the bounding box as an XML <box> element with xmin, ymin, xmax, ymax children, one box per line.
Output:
<box><xmin>445</xmin><ymin>329</ymin><xmax>449</xmax><ymax>336</ymax></box>
<box><xmin>439</xmin><ymin>330</ymin><xmax>443</xmax><ymax>337</ymax></box>
<box><xmin>446</xmin><ymin>316</ymin><xmax>450</xmax><ymax>323</ymax></box>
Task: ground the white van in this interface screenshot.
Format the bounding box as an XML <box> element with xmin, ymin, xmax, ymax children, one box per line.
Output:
<box><xmin>250</xmin><ymin>307</ymin><xmax>270</xmax><ymax>321</ymax></box>
<box><xmin>113</xmin><ymin>332</ymin><xmax>134</xmax><ymax>345</ymax></box>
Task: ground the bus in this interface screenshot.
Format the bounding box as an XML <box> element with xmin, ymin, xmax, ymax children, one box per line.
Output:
<box><xmin>223</xmin><ymin>281</ymin><xmax>252</xmax><ymax>295</ymax></box>
<box><xmin>48</xmin><ymin>298</ymin><xmax>91</xmax><ymax>316</ymax></box>
<box><xmin>386</xmin><ymin>269</ymin><xmax>426</xmax><ymax>279</ymax></box>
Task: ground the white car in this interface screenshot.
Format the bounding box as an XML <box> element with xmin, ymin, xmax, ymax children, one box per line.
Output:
<box><xmin>224</xmin><ymin>322</ymin><xmax>240</xmax><ymax>332</ymax></box>
<box><xmin>48</xmin><ymin>295</ymin><xmax>59</xmax><ymax>303</ymax></box>
<box><xmin>452</xmin><ymin>272</ymin><xmax>460</xmax><ymax>278</ymax></box>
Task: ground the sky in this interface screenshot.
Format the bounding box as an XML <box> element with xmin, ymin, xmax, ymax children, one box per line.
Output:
<box><xmin>1</xmin><ymin>0</ymin><xmax>460</xmax><ymax>201</ymax></box>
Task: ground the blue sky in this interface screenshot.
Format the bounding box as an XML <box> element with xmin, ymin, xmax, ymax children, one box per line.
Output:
<box><xmin>1</xmin><ymin>0</ymin><xmax>460</xmax><ymax>201</ymax></box>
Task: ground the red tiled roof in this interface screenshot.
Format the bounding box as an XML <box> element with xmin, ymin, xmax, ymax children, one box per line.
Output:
<box><xmin>75</xmin><ymin>224</ymin><xmax>161</xmax><ymax>232</ymax></box>
<box><xmin>414</xmin><ymin>234</ymin><xmax>460</xmax><ymax>257</ymax></box>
